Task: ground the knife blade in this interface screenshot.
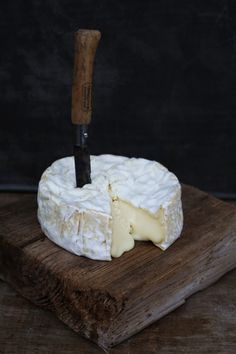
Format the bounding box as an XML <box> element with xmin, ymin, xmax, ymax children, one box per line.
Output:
<box><xmin>71</xmin><ymin>29</ymin><xmax>101</xmax><ymax>188</ymax></box>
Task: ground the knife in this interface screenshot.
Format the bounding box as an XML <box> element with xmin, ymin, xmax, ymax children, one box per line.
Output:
<box><xmin>71</xmin><ymin>29</ymin><xmax>101</xmax><ymax>188</ymax></box>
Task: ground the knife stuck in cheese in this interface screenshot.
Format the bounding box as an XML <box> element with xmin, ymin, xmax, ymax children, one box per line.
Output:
<box><xmin>37</xmin><ymin>154</ymin><xmax>183</xmax><ymax>261</ymax></box>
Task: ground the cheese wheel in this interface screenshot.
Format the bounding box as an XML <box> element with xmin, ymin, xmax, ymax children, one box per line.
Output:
<box><xmin>37</xmin><ymin>155</ymin><xmax>183</xmax><ymax>261</ymax></box>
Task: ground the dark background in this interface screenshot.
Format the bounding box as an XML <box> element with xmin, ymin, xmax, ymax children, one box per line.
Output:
<box><xmin>0</xmin><ymin>0</ymin><xmax>236</xmax><ymax>196</ymax></box>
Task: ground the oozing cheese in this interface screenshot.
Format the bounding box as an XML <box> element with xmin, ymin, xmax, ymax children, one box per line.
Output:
<box><xmin>37</xmin><ymin>155</ymin><xmax>183</xmax><ymax>261</ymax></box>
<box><xmin>110</xmin><ymin>197</ymin><xmax>165</xmax><ymax>258</ymax></box>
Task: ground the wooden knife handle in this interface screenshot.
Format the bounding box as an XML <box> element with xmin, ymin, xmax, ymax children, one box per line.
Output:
<box><xmin>72</xmin><ymin>29</ymin><xmax>101</xmax><ymax>125</ymax></box>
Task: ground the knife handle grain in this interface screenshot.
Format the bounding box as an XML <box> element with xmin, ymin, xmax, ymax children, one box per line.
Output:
<box><xmin>71</xmin><ymin>29</ymin><xmax>101</xmax><ymax>125</ymax></box>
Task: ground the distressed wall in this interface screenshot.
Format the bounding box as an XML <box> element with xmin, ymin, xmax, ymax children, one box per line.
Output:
<box><xmin>0</xmin><ymin>0</ymin><xmax>236</xmax><ymax>195</ymax></box>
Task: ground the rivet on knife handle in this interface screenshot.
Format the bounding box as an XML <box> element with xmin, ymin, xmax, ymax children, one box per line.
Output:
<box><xmin>71</xmin><ymin>29</ymin><xmax>101</xmax><ymax>188</ymax></box>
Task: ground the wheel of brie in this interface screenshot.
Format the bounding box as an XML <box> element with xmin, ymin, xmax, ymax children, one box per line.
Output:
<box><xmin>37</xmin><ymin>155</ymin><xmax>183</xmax><ymax>261</ymax></box>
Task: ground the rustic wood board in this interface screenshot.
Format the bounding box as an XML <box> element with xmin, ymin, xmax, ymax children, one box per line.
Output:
<box><xmin>1</xmin><ymin>269</ymin><xmax>236</xmax><ymax>354</ymax></box>
<box><xmin>0</xmin><ymin>185</ymin><xmax>236</xmax><ymax>349</ymax></box>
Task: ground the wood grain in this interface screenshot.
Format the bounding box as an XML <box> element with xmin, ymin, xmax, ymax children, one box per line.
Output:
<box><xmin>1</xmin><ymin>269</ymin><xmax>236</xmax><ymax>354</ymax></box>
<box><xmin>0</xmin><ymin>185</ymin><xmax>236</xmax><ymax>349</ymax></box>
<box><xmin>71</xmin><ymin>29</ymin><xmax>101</xmax><ymax>125</ymax></box>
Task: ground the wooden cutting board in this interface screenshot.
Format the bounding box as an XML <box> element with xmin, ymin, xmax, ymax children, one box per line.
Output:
<box><xmin>0</xmin><ymin>185</ymin><xmax>236</xmax><ymax>349</ymax></box>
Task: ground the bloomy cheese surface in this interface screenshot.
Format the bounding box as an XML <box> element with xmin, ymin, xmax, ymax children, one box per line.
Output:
<box><xmin>38</xmin><ymin>155</ymin><xmax>183</xmax><ymax>261</ymax></box>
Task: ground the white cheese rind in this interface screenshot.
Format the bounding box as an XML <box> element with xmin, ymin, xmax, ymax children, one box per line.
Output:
<box><xmin>37</xmin><ymin>155</ymin><xmax>183</xmax><ymax>260</ymax></box>
<box><xmin>155</xmin><ymin>187</ymin><xmax>183</xmax><ymax>250</ymax></box>
<box><xmin>37</xmin><ymin>157</ymin><xmax>112</xmax><ymax>261</ymax></box>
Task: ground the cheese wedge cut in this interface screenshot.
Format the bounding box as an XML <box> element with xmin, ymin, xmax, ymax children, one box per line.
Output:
<box><xmin>37</xmin><ymin>155</ymin><xmax>183</xmax><ymax>261</ymax></box>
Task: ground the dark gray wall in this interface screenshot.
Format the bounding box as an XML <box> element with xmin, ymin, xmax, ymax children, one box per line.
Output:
<box><xmin>1</xmin><ymin>0</ymin><xmax>236</xmax><ymax>195</ymax></box>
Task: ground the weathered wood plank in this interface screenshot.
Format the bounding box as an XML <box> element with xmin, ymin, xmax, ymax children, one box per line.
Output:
<box><xmin>1</xmin><ymin>270</ymin><xmax>236</xmax><ymax>354</ymax></box>
<box><xmin>0</xmin><ymin>185</ymin><xmax>236</xmax><ymax>349</ymax></box>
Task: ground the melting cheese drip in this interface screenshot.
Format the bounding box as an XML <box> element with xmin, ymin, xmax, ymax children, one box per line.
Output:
<box><xmin>111</xmin><ymin>197</ymin><xmax>165</xmax><ymax>258</ymax></box>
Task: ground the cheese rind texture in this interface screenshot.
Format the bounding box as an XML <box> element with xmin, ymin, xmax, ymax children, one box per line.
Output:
<box><xmin>37</xmin><ymin>155</ymin><xmax>183</xmax><ymax>261</ymax></box>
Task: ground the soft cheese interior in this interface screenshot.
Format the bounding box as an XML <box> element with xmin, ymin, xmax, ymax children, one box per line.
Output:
<box><xmin>38</xmin><ymin>155</ymin><xmax>183</xmax><ymax>261</ymax></box>
<box><xmin>110</xmin><ymin>197</ymin><xmax>165</xmax><ymax>258</ymax></box>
